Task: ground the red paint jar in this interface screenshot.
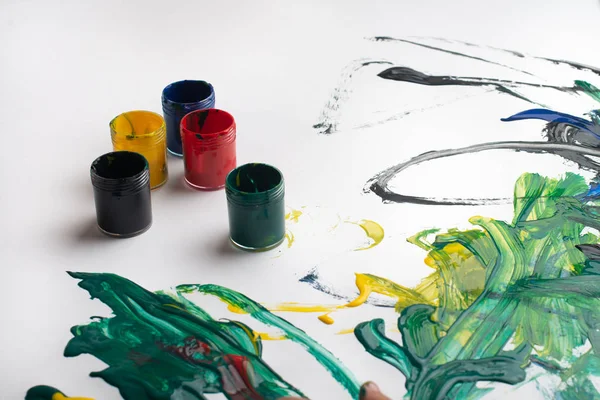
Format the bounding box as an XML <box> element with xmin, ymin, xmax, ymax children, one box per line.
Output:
<box><xmin>180</xmin><ymin>109</ymin><xmax>237</xmax><ymax>190</ymax></box>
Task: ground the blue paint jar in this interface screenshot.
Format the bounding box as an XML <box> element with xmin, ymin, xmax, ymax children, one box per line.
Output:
<box><xmin>161</xmin><ymin>80</ymin><xmax>215</xmax><ymax>157</ymax></box>
<box><xmin>225</xmin><ymin>163</ymin><xmax>285</xmax><ymax>251</ymax></box>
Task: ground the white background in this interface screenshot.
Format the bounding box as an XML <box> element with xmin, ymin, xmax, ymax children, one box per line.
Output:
<box><xmin>2</xmin><ymin>0</ymin><xmax>600</xmax><ymax>399</ymax></box>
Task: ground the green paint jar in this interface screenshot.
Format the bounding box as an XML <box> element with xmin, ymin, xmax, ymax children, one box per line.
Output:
<box><xmin>225</xmin><ymin>163</ymin><xmax>285</xmax><ymax>251</ymax></box>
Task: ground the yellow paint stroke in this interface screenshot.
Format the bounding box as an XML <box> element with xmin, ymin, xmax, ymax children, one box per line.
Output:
<box><xmin>285</xmin><ymin>208</ymin><xmax>303</xmax><ymax>223</ymax></box>
<box><xmin>53</xmin><ymin>394</ymin><xmax>94</xmax><ymax>400</ymax></box>
<box><xmin>265</xmin><ymin>273</ymin><xmax>436</xmax><ymax>325</ymax></box>
<box><xmin>346</xmin><ymin>219</ymin><xmax>385</xmax><ymax>250</ymax></box>
<box><xmin>284</xmin><ymin>229</ymin><xmax>295</xmax><ymax>248</ymax></box>
<box><xmin>224</xmin><ymin>226</ymin><xmax>481</xmax><ymax>327</ymax></box>
<box><xmin>318</xmin><ymin>313</ymin><xmax>335</xmax><ymax>325</ymax></box>
<box><xmin>227</xmin><ymin>303</ymin><xmax>248</xmax><ymax>314</ymax></box>
<box><xmin>268</xmin><ymin>302</ymin><xmax>338</xmax><ymax>313</ymax></box>
<box><xmin>228</xmin><ymin>320</ymin><xmax>261</xmax><ymax>355</ymax></box>
<box><xmin>257</xmin><ymin>332</ymin><xmax>287</xmax><ymax>341</ymax></box>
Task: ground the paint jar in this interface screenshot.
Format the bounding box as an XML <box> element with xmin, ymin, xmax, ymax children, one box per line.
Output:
<box><xmin>180</xmin><ymin>109</ymin><xmax>237</xmax><ymax>190</ymax></box>
<box><xmin>225</xmin><ymin>163</ymin><xmax>285</xmax><ymax>251</ymax></box>
<box><xmin>109</xmin><ymin>110</ymin><xmax>168</xmax><ymax>189</ymax></box>
<box><xmin>161</xmin><ymin>80</ymin><xmax>215</xmax><ymax>156</ymax></box>
<box><xmin>90</xmin><ymin>151</ymin><xmax>152</xmax><ymax>238</ymax></box>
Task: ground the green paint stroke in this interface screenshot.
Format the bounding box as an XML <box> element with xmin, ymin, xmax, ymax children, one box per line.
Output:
<box><xmin>63</xmin><ymin>272</ymin><xmax>306</xmax><ymax>400</ymax></box>
<box><xmin>177</xmin><ymin>283</ymin><xmax>361</xmax><ymax>398</ymax></box>
<box><xmin>355</xmin><ymin>172</ymin><xmax>600</xmax><ymax>399</ymax></box>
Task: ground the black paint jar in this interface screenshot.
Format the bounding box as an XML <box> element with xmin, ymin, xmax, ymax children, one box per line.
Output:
<box><xmin>90</xmin><ymin>151</ymin><xmax>152</xmax><ymax>237</ymax></box>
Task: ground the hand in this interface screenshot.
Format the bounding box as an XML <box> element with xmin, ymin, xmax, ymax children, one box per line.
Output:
<box><xmin>280</xmin><ymin>381</ymin><xmax>390</xmax><ymax>400</ymax></box>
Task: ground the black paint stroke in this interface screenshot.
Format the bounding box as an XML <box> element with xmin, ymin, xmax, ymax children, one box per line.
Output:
<box><xmin>313</xmin><ymin>59</ymin><xmax>394</xmax><ymax>134</ymax></box>
<box><xmin>299</xmin><ymin>268</ymin><xmax>395</xmax><ymax>308</ymax></box>
<box><xmin>364</xmin><ymin>140</ymin><xmax>600</xmax><ymax>206</ymax></box>
<box><xmin>371</xmin><ymin>36</ymin><xmax>536</xmax><ymax>76</ymax></box>
<box><xmin>377</xmin><ymin>66</ymin><xmax>580</xmax><ymax>107</ymax></box>
<box><xmin>315</xmin><ymin>37</ymin><xmax>596</xmax><ymax>135</ymax></box>
<box><xmin>374</xmin><ymin>36</ymin><xmax>600</xmax><ymax>78</ymax></box>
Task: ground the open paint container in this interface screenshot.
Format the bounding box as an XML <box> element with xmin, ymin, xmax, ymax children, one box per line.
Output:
<box><xmin>162</xmin><ymin>80</ymin><xmax>215</xmax><ymax>156</ymax></box>
<box><xmin>180</xmin><ymin>109</ymin><xmax>237</xmax><ymax>190</ymax></box>
<box><xmin>90</xmin><ymin>151</ymin><xmax>152</xmax><ymax>238</ymax></box>
<box><xmin>225</xmin><ymin>163</ymin><xmax>285</xmax><ymax>251</ymax></box>
<box><xmin>109</xmin><ymin>110</ymin><xmax>168</xmax><ymax>189</ymax></box>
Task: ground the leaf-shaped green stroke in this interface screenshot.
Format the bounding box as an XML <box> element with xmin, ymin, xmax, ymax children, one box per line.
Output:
<box><xmin>178</xmin><ymin>283</ymin><xmax>361</xmax><ymax>399</ymax></box>
<box><xmin>355</xmin><ymin>172</ymin><xmax>600</xmax><ymax>399</ymax></box>
<box><xmin>411</xmin><ymin>356</ymin><xmax>526</xmax><ymax>400</ymax></box>
<box><xmin>64</xmin><ymin>272</ymin><xmax>304</xmax><ymax>400</ymax></box>
<box><xmin>576</xmin><ymin>80</ymin><xmax>600</xmax><ymax>103</ymax></box>
<box><xmin>354</xmin><ymin>319</ymin><xmax>414</xmax><ymax>378</ymax></box>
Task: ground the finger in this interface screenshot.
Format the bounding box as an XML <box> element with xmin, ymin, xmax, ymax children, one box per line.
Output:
<box><xmin>360</xmin><ymin>382</ymin><xmax>391</xmax><ymax>400</ymax></box>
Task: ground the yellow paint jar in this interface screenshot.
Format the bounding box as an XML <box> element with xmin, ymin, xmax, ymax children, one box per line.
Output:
<box><xmin>110</xmin><ymin>110</ymin><xmax>168</xmax><ymax>189</ymax></box>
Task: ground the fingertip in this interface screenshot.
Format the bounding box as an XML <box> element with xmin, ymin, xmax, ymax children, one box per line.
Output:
<box><xmin>359</xmin><ymin>381</ymin><xmax>390</xmax><ymax>400</ymax></box>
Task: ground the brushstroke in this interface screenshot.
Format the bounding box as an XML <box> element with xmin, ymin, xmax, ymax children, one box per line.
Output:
<box><xmin>370</xmin><ymin>36</ymin><xmax>536</xmax><ymax>76</ymax></box>
<box><xmin>298</xmin><ymin>268</ymin><xmax>395</xmax><ymax>308</ymax></box>
<box><xmin>316</xmin><ymin>36</ymin><xmax>600</xmax><ymax>134</ymax></box>
<box><xmin>25</xmin><ymin>386</ymin><xmax>93</xmax><ymax>400</ymax></box>
<box><xmin>284</xmin><ymin>229</ymin><xmax>294</xmax><ymax>248</ymax></box>
<box><xmin>377</xmin><ymin>66</ymin><xmax>578</xmax><ymax>106</ymax></box>
<box><xmin>313</xmin><ymin>59</ymin><xmax>394</xmax><ymax>134</ymax></box>
<box><xmin>346</xmin><ymin>219</ymin><xmax>385</xmax><ymax>250</ymax></box>
<box><xmin>281</xmin><ymin>271</ymin><xmax>433</xmax><ymax>325</ymax></box>
<box><xmin>418</xmin><ymin>36</ymin><xmax>600</xmax><ymax>77</ymax></box>
<box><xmin>62</xmin><ymin>272</ymin><xmax>305</xmax><ymax>400</ymax></box>
<box><xmin>299</xmin><ymin>233</ymin><xmax>487</xmax><ymax>326</ymax></box>
<box><xmin>177</xmin><ymin>284</ymin><xmax>361</xmax><ymax>398</ymax></box>
<box><xmin>354</xmin><ymin>172</ymin><xmax>600</xmax><ymax>399</ymax></box>
<box><xmin>365</xmin><ymin>141</ymin><xmax>600</xmax><ymax>205</ymax></box>
<box><xmin>256</xmin><ymin>333</ymin><xmax>286</xmax><ymax>341</ymax></box>
<box><xmin>501</xmin><ymin>108</ymin><xmax>600</xmax><ymax>137</ymax></box>
<box><xmin>285</xmin><ymin>208</ymin><xmax>303</xmax><ymax>223</ymax></box>
<box><xmin>318</xmin><ymin>314</ymin><xmax>335</xmax><ymax>325</ymax></box>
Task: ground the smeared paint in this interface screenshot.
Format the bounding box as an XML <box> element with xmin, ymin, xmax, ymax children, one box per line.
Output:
<box><xmin>365</xmin><ymin>79</ymin><xmax>600</xmax><ymax>205</ymax></box>
<box><xmin>272</xmin><ymin>272</ymin><xmax>429</xmax><ymax>325</ymax></box>
<box><xmin>177</xmin><ymin>284</ymin><xmax>361</xmax><ymax>398</ymax></box>
<box><xmin>318</xmin><ymin>314</ymin><xmax>335</xmax><ymax>325</ymax></box>
<box><xmin>336</xmin><ymin>328</ymin><xmax>356</xmax><ymax>335</ymax></box>
<box><xmin>370</xmin><ymin>36</ymin><xmax>536</xmax><ymax>76</ymax></box>
<box><xmin>25</xmin><ymin>386</ymin><xmax>93</xmax><ymax>400</ymax></box>
<box><xmin>284</xmin><ymin>229</ymin><xmax>295</xmax><ymax>248</ymax></box>
<box><xmin>269</xmin><ymin>302</ymin><xmax>340</xmax><ymax>313</ymax></box>
<box><xmin>346</xmin><ymin>219</ymin><xmax>385</xmax><ymax>250</ymax></box>
<box><xmin>354</xmin><ymin>172</ymin><xmax>600</xmax><ymax>399</ymax></box>
<box><xmin>315</xmin><ymin>36</ymin><xmax>600</xmax><ymax>134</ymax></box>
<box><xmin>313</xmin><ymin>59</ymin><xmax>394</xmax><ymax>134</ymax></box>
<box><xmin>61</xmin><ymin>272</ymin><xmax>304</xmax><ymax>400</ymax></box>
<box><xmin>365</xmin><ymin>141</ymin><xmax>600</xmax><ymax>205</ymax></box>
<box><xmin>285</xmin><ymin>208</ymin><xmax>303</xmax><ymax>223</ymax></box>
<box><xmin>377</xmin><ymin>66</ymin><xmax>577</xmax><ymax>107</ymax></box>
<box><xmin>299</xmin><ymin>268</ymin><xmax>396</xmax><ymax>308</ymax></box>
<box><xmin>256</xmin><ymin>332</ymin><xmax>286</xmax><ymax>341</ymax></box>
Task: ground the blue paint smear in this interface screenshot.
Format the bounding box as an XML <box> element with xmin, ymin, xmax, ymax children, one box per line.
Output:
<box><xmin>501</xmin><ymin>109</ymin><xmax>600</xmax><ymax>138</ymax></box>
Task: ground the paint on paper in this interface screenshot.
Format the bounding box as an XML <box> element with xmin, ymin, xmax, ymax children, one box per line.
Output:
<box><xmin>42</xmin><ymin>272</ymin><xmax>360</xmax><ymax>400</ymax></box>
<box><xmin>359</xmin><ymin>173</ymin><xmax>600</xmax><ymax>399</ymax></box>
<box><xmin>315</xmin><ymin>36</ymin><xmax>600</xmax><ymax>134</ymax></box>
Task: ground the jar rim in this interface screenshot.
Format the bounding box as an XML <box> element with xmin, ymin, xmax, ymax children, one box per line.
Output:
<box><xmin>161</xmin><ymin>80</ymin><xmax>215</xmax><ymax>105</ymax></box>
<box><xmin>226</xmin><ymin>163</ymin><xmax>283</xmax><ymax>196</ymax></box>
<box><xmin>91</xmin><ymin>151</ymin><xmax>149</xmax><ymax>181</ymax></box>
<box><xmin>109</xmin><ymin>110</ymin><xmax>166</xmax><ymax>140</ymax></box>
<box><xmin>181</xmin><ymin>109</ymin><xmax>235</xmax><ymax>139</ymax></box>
